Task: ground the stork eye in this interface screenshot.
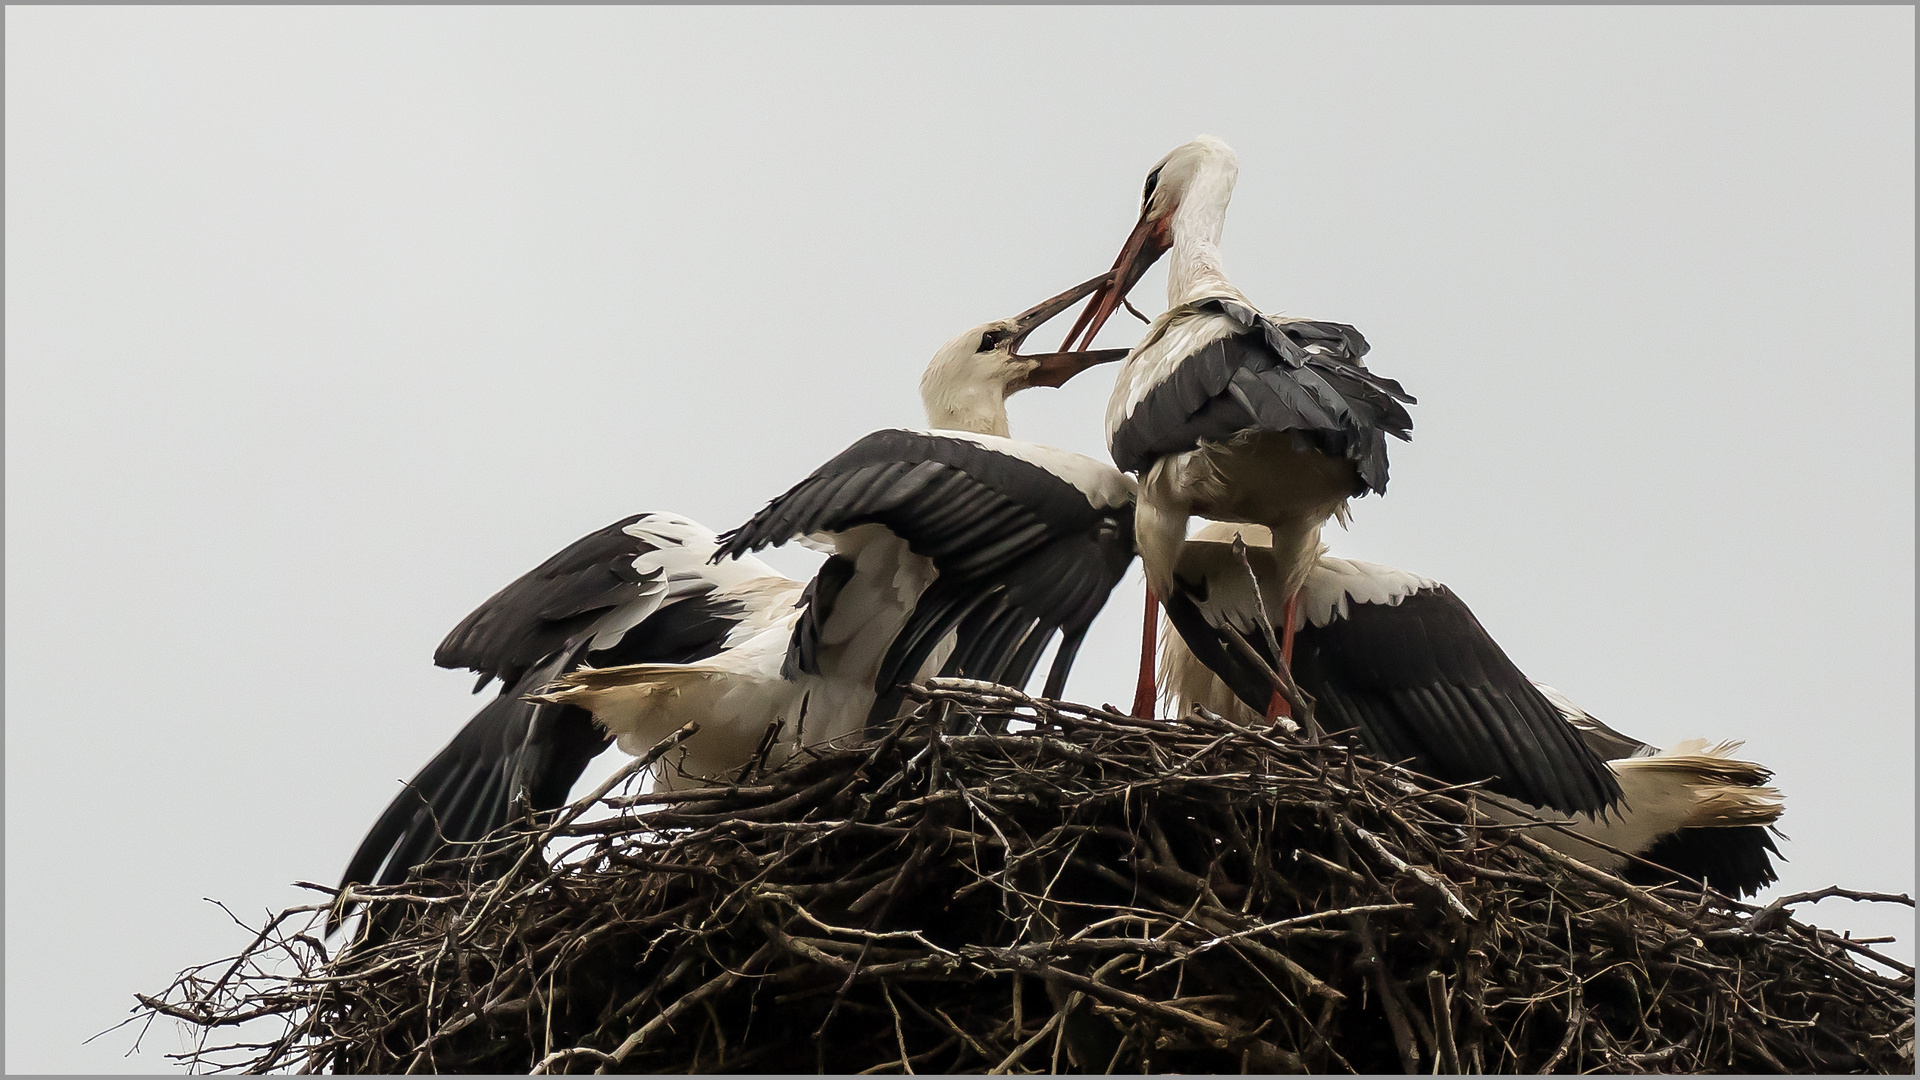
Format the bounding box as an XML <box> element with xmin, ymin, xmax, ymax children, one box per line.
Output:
<box><xmin>1141</xmin><ymin>166</ymin><xmax>1163</xmax><ymax>208</ymax></box>
<box><xmin>978</xmin><ymin>329</ymin><xmax>1013</xmax><ymax>352</ymax></box>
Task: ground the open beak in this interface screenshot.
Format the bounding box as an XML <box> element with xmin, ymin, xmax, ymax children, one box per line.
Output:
<box><xmin>1006</xmin><ymin>271</ymin><xmax>1133</xmax><ymax>388</ymax></box>
<box><xmin>1057</xmin><ymin>209</ymin><xmax>1173</xmax><ymax>353</ymax></box>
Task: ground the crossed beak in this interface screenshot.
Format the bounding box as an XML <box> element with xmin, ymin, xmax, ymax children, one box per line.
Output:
<box><xmin>1057</xmin><ymin>207</ymin><xmax>1174</xmax><ymax>353</ymax></box>
<box><xmin>1005</xmin><ymin>271</ymin><xmax>1134</xmax><ymax>389</ymax></box>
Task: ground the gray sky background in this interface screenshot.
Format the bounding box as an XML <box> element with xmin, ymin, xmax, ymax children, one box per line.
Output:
<box><xmin>7</xmin><ymin>7</ymin><xmax>1912</xmax><ymax>1072</ymax></box>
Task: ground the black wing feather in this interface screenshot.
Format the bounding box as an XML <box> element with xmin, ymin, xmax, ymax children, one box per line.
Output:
<box><xmin>434</xmin><ymin>514</ymin><xmax>655</xmax><ymax>689</ymax></box>
<box><xmin>717</xmin><ymin>430</ymin><xmax>1136</xmax><ymax>711</ymax></box>
<box><xmin>1165</xmin><ymin>575</ymin><xmax>1619</xmax><ymax>817</ymax></box>
<box><xmin>1290</xmin><ymin>587</ymin><xmax>1620</xmax><ymax>815</ymax></box>
<box><xmin>1110</xmin><ymin>306</ymin><xmax>1414</xmax><ymax>488</ymax></box>
<box><xmin>1629</xmin><ymin>826</ymin><xmax>1782</xmax><ymax>899</ymax></box>
<box><xmin>337</xmin><ymin>516</ymin><xmax>753</xmax><ymax>932</ymax></box>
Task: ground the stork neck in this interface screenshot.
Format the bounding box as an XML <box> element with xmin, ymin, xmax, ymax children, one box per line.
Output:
<box><xmin>921</xmin><ymin>385</ymin><xmax>1011</xmax><ymax>439</ymax></box>
<box><xmin>1166</xmin><ymin>179</ymin><xmax>1236</xmax><ymax>307</ymax></box>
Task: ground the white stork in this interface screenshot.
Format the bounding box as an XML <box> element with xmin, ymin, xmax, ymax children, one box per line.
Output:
<box><xmin>1056</xmin><ymin>135</ymin><xmax>1416</xmax><ymax>728</ymax></box>
<box><xmin>333</xmin><ymin>511</ymin><xmax>801</xmax><ymax>925</ymax></box>
<box><xmin>1159</xmin><ymin>523</ymin><xmax>1780</xmax><ymax>894</ymax></box>
<box><xmin>543</xmin><ymin>273</ymin><xmax>1137</xmax><ymax>758</ymax></box>
<box><xmin>335</xmin><ymin>274</ymin><xmax>1138</xmax><ymax>921</ymax></box>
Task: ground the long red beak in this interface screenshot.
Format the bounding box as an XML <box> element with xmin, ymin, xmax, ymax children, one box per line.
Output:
<box><xmin>1005</xmin><ymin>272</ymin><xmax>1134</xmax><ymax>388</ymax></box>
<box><xmin>1058</xmin><ymin>210</ymin><xmax>1173</xmax><ymax>353</ymax></box>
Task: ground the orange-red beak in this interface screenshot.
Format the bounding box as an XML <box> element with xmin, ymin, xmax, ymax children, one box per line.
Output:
<box><xmin>1006</xmin><ymin>271</ymin><xmax>1134</xmax><ymax>388</ymax></box>
<box><xmin>1058</xmin><ymin>209</ymin><xmax>1173</xmax><ymax>352</ymax></box>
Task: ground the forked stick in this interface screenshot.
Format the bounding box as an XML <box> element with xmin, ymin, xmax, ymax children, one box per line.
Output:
<box><xmin>1230</xmin><ymin>535</ymin><xmax>1319</xmax><ymax>738</ymax></box>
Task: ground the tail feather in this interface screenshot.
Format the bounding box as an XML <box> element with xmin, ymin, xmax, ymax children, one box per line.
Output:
<box><xmin>1612</xmin><ymin>739</ymin><xmax>1772</xmax><ymax>785</ymax></box>
<box><xmin>1686</xmin><ymin>784</ymin><xmax>1786</xmax><ymax>829</ymax></box>
<box><xmin>533</xmin><ymin>661</ymin><xmax>720</xmax><ymax>698</ymax></box>
<box><xmin>535</xmin><ymin>659</ymin><xmax>805</xmax><ymax>784</ymax></box>
<box><xmin>534</xmin><ymin>663</ymin><xmax>726</xmax><ymax>750</ymax></box>
<box><xmin>1610</xmin><ymin>741</ymin><xmax>1783</xmax><ymax>830</ymax></box>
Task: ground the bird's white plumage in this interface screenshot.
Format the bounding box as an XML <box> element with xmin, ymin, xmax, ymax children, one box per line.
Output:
<box><xmin>582</xmin><ymin>513</ymin><xmax>784</xmax><ymax>653</ymax></box>
<box><xmin>1294</xmin><ymin>555</ymin><xmax>1435</xmax><ymax>630</ymax></box>
<box><xmin>542</xmin><ymin>525</ymin><xmax>941</xmax><ymax>790</ymax></box>
<box><xmin>542</xmin><ymin>313</ymin><xmax>1132</xmax><ymax>789</ymax></box>
<box><xmin>919</xmin><ymin>321</ymin><xmax>1027</xmax><ymax>439</ymax></box>
<box><xmin>1155</xmin><ymin>135</ymin><xmax>1241</xmax><ymax>306</ymax></box>
<box><xmin>1480</xmin><ymin>737</ymin><xmax>1783</xmax><ymax>873</ymax></box>
<box><xmin>812</xmin><ymin>524</ymin><xmax>941</xmax><ymax>686</ymax></box>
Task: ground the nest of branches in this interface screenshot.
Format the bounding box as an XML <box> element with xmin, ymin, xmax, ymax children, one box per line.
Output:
<box><xmin>140</xmin><ymin>680</ymin><xmax>1912</xmax><ymax>1074</ymax></box>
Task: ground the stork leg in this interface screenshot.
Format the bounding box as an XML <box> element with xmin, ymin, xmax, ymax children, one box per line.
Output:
<box><xmin>1263</xmin><ymin>593</ymin><xmax>1300</xmax><ymax>721</ymax></box>
<box><xmin>1132</xmin><ymin>587</ymin><xmax>1160</xmax><ymax>719</ymax></box>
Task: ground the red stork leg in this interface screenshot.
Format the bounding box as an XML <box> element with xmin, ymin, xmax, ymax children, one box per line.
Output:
<box><xmin>1263</xmin><ymin>592</ymin><xmax>1301</xmax><ymax>721</ymax></box>
<box><xmin>1132</xmin><ymin>587</ymin><xmax>1160</xmax><ymax>719</ymax></box>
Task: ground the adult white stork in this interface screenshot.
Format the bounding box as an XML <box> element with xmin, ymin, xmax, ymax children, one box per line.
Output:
<box><xmin>1056</xmin><ymin>135</ymin><xmax>1417</xmax><ymax>728</ymax></box>
<box><xmin>1158</xmin><ymin>523</ymin><xmax>1780</xmax><ymax>895</ymax></box>
<box><xmin>336</xmin><ymin>275</ymin><xmax>1132</xmax><ymax>926</ymax></box>
<box><xmin>542</xmin><ymin>273</ymin><xmax>1138</xmax><ymax>751</ymax></box>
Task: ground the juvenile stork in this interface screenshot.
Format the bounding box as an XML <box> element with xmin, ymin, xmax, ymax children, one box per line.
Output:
<box><xmin>1162</xmin><ymin>524</ymin><xmax>1779</xmax><ymax>887</ymax></box>
<box><xmin>537</xmin><ymin>272</ymin><xmax>1137</xmax><ymax>772</ymax></box>
<box><xmin>1056</xmin><ymin>135</ymin><xmax>1417</xmax><ymax>731</ymax></box>
<box><xmin>337</xmin><ymin>276</ymin><xmax>1133</xmax><ymax>926</ymax></box>
<box><xmin>334</xmin><ymin>512</ymin><xmax>801</xmax><ymax>927</ymax></box>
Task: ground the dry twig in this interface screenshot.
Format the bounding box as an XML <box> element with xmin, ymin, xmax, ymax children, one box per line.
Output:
<box><xmin>132</xmin><ymin>680</ymin><xmax>1912</xmax><ymax>1074</ymax></box>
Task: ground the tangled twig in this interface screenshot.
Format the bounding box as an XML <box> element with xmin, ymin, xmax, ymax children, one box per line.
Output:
<box><xmin>131</xmin><ymin>681</ymin><xmax>1913</xmax><ymax>1074</ymax></box>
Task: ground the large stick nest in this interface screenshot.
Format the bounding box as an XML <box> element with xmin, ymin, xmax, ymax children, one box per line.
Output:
<box><xmin>139</xmin><ymin>681</ymin><xmax>1913</xmax><ymax>1073</ymax></box>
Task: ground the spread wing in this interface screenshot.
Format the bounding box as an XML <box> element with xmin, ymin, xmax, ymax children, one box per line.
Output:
<box><xmin>1289</xmin><ymin>585</ymin><xmax>1621</xmax><ymax>816</ymax></box>
<box><xmin>1162</xmin><ymin>554</ymin><xmax>1619</xmax><ymax>817</ymax></box>
<box><xmin>715</xmin><ymin>429</ymin><xmax>1136</xmax><ymax>705</ymax></box>
<box><xmin>336</xmin><ymin>513</ymin><xmax>784</xmax><ymax>926</ymax></box>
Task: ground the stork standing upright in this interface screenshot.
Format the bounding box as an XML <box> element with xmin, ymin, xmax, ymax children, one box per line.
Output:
<box><xmin>1059</xmin><ymin>136</ymin><xmax>1617</xmax><ymax>817</ymax></box>
<box><xmin>1160</xmin><ymin>523</ymin><xmax>1779</xmax><ymax>892</ymax></box>
<box><xmin>1057</xmin><ymin>135</ymin><xmax>1416</xmax><ymax>723</ymax></box>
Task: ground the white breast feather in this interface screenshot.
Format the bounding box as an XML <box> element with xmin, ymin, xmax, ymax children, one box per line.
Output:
<box><xmin>813</xmin><ymin>525</ymin><xmax>937</xmax><ymax>681</ymax></box>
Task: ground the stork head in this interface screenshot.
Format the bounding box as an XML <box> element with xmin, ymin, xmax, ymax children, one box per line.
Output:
<box><xmin>920</xmin><ymin>272</ymin><xmax>1130</xmax><ymax>437</ymax></box>
<box><xmin>1059</xmin><ymin>135</ymin><xmax>1240</xmax><ymax>352</ymax></box>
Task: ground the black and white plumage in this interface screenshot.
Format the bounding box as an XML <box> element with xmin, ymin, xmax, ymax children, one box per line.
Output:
<box><xmin>341</xmin><ymin>278</ymin><xmax>1133</xmax><ymax>919</ymax></box>
<box><xmin>714</xmin><ymin>427</ymin><xmax>1137</xmax><ymax>719</ymax></box>
<box><xmin>1057</xmin><ymin>135</ymin><xmax>1415</xmax><ymax>719</ymax></box>
<box><xmin>1102</xmin><ymin>304</ymin><xmax>1409</xmax><ymax>489</ymax></box>
<box><xmin>335</xmin><ymin>512</ymin><xmax>800</xmax><ymax>923</ymax></box>
<box><xmin>1160</xmin><ymin>524</ymin><xmax>1782</xmax><ymax>892</ymax></box>
<box><xmin>1530</xmin><ymin>683</ymin><xmax>1784</xmax><ymax>898</ymax></box>
<box><xmin>1159</xmin><ymin>523</ymin><xmax>1617</xmax><ymax>814</ymax></box>
<box><xmin>539</xmin><ymin>273</ymin><xmax>1137</xmax><ymax>754</ymax></box>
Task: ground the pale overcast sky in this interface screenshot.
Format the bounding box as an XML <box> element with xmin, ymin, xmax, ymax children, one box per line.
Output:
<box><xmin>7</xmin><ymin>7</ymin><xmax>1912</xmax><ymax>1072</ymax></box>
